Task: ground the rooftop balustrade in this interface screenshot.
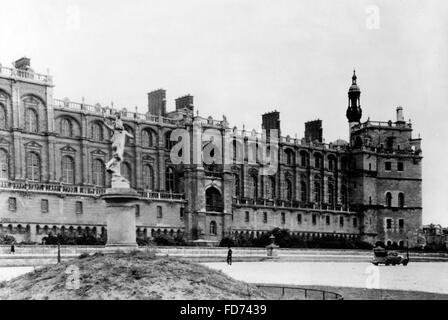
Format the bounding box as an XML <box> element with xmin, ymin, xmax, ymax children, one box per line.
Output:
<box><xmin>0</xmin><ymin>65</ymin><xmax>52</xmax><ymax>84</ymax></box>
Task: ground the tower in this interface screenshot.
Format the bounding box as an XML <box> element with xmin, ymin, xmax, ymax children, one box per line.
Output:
<box><xmin>346</xmin><ymin>70</ymin><xmax>362</xmax><ymax>134</ymax></box>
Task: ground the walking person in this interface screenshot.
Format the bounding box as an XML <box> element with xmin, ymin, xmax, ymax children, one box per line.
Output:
<box><xmin>10</xmin><ymin>242</ymin><xmax>15</xmax><ymax>255</ymax></box>
<box><xmin>227</xmin><ymin>247</ymin><xmax>232</xmax><ymax>265</ymax></box>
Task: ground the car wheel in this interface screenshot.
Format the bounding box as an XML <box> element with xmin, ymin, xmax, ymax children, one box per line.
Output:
<box><xmin>402</xmin><ymin>259</ymin><xmax>409</xmax><ymax>266</ymax></box>
<box><xmin>373</xmin><ymin>262</ymin><xmax>379</xmax><ymax>266</ymax></box>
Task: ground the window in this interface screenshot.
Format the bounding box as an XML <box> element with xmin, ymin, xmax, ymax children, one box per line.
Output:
<box><xmin>285</xmin><ymin>179</ymin><xmax>293</xmax><ymax>201</ymax></box>
<box><xmin>328</xmin><ymin>183</ymin><xmax>334</xmax><ymax>206</ymax></box>
<box><xmin>339</xmin><ymin>216</ymin><xmax>344</xmax><ymax>227</ymax></box>
<box><xmin>233</xmin><ymin>174</ymin><xmax>240</xmax><ymax>197</ymax></box>
<box><xmin>314</xmin><ymin>154</ymin><xmax>322</xmax><ymax>169</ymax></box>
<box><xmin>397</xmin><ymin>162</ymin><xmax>404</xmax><ymax>172</ymax></box>
<box><xmin>157</xmin><ymin>206</ymin><xmax>162</xmax><ymax>219</ymax></box>
<box><xmin>341</xmin><ymin>158</ymin><xmax>348</xmax><ymax>172</ymax></box>
<box><xmin>328</xmin><ymin>156</ymin><xmax>336</xmax><ymax>171</ymax></box>
<box><xmin>91</xmin><ymin>122</ymin><xmax>103</xmax><ymax>141</ymax></box>
<box><xmin>245</xmin><ymin>211</ymin><xmax>250</xmax><ymax>223</ymax></box>
<box><xmin>165</xmin><ymin>131</ymin><xmax>174</xmax><ymax>149</ymax></box>
<box><xmin>326</xmin><ymin>216</ymin><xmax>330</xmax><ymax>225</ymax></box>
<box><xmin>0</xmin><ymin>104</ymin><xmax>6</xmax><ymax>129</ymax></box>
<box><xmin>386</xmin><ymin>192</ymin><xmax>392</xmax><ymax>207</ymax></box>
<box><xmin>62</xmin><ymin>156</ymin><xmax>75</xmax><ymax>184</ymax></box>
<box><xmin>386</xmin><ymin>218</ymin><xmax>392</xmax><ymax>229</ymax></box>
<box><xmin>368</xmin><ymin>163</ymin><xmax>372</xmax><ymax>171</ymax></box>
<box><xmin>41</xmin><ymin>199</ymin><xmax>49</xmax><ymax>213</ymax></box>
<box><xmin>300</xmin><ymin>152</ymin><xmax>309</xmax><ymax>167</ymax></box>
<box><xmin>166</xmin><ymin>167</ymin><xmax>175</xmax><ymax>192</ymax></box>
<box><xmin>141</xmin><ymin>129</ymin><xmax>153</xmax><ymax>148</ymax></box>
<box><xmin>142</xmin><ymin>164</ymin><xmax>154</xmax><ymax>190</ymax></box>
<box><xmin>398</xmin><ymin>219</ymin><xmax>404</xmax><ymax>229</ymax></box>
<box><xmin>60</xmin><ymin>118</ymin><xmax>72</xmax><ymax>137</ymax></box>
<box><xmin>285</xmin><ymin>149</ymin><xmax>294</xmax><ymax>166</ymax></box>
<box><xmin>210</xmin><ymin>221</ymin><xmax>217</xmax><ymax>235</ymax></box>
<box><xmin>266</xmin><ymin>176</ymin><xmax>275</xmax><ymax>199</ymax></box>
<box><xmin>281</xmin><ymin>212</ymin><xmax>286</xmax><ymax>224</ymax></box>
<box><xmin>385</xmin><ymin>162</ymin><xmax>392</xmax><ymax>171</ymax></box>
<box><xmin>300</xmin><ymin>181</ymin><xmax>307</xmax><ymax>202</ymax></box>
<box><xmin>312</xmin><ymin>214</ymin><xmax>317</xmax><ymax>225</ymax></box>
<box><xmin>398</xmin><ymin>193</ymin><xmax>405</xmax><ymax>208</ymax></box>
<box><xmin>75</xmin><ymin>201</ymin><xmax>83</xmax><ymax>214</ymax></box>
<box><xmin>297</xmin><ymin>214</ymin><xmax>302</xmax><ymax>224</ymax></box>
<box><xmin>26</xmin><ymin>152</ymin><xmax>40</xmax><ymax>181</ymax></box>
<box><xmin>314</xmin><ymin>181</ymin><xmax>321</xmax><ymax>203</ymax></box>
<box><xmin>8</xmin><ymin>197</ymin><xmax>17</xmax><ymax>211</ymax></box>
<box><xmin>0</xmin><ymin>149</ymin><xmax>8</xmax><ymax>179</ymax></box>
<box><xmin>180</xmin><ymin>207</ymin><xmax>184</xmax><ymax>220</ymax></box>
<box><xmin>92</xmin><ymin>159</ymin><xmax>105</xmax><ymax>186</ymax></box>
<box><xmin>249</xmin><ymin>174</ymin><xmax>258</xmax><ymax>199</ymax></box>
<box><xmin>135</xmin><ymin>204</ymin><xmax>140</xmax><ymax>217</ymax></box>
<box><xmin>353</xmin><ymin>217</ymin><xmax>358</xmax><ymax>228</ymax></box>
<box><xmin>341</xmin><ymin>186</ymin><xmax>348</xmax><ymax>207</ymax></box>
<box><xmin>263</xmin><ymin>212</ymin><xmax>268</xmax><ymax>223</ymax></box>
<box><xmin>25</xmin><ymin>108</ymin><xmax>38</xmax><ymax>132</ymax></box>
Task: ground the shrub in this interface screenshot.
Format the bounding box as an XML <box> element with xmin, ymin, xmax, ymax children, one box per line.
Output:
<box><xmin>0</xmin><ymin>235</ymin><xmax>16</xmax><ymax>245</ymax></box>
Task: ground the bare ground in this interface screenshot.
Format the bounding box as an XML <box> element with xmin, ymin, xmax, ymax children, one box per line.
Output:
<box><xmin>0</xmin><ymin>251</ymin><xmax>272</xmax><ymax>300</ymax></box>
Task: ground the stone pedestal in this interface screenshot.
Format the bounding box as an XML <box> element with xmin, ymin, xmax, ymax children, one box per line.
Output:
<box><xmin>101</xmin><ymin>187</ymin><xmax>139</xmax><ymax>252</ymax></box>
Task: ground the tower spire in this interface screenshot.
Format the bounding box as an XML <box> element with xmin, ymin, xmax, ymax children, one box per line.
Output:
<box><xmin>346</xmin><ymin>70</ymin><xmax>362</xmax><ymax>124</ymax></box>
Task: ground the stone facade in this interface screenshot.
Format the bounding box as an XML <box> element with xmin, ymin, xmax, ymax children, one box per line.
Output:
<box><xmin>0</xmin><ymin>59</ymin><xmax>423</xmax><ymax>246</ymax></box>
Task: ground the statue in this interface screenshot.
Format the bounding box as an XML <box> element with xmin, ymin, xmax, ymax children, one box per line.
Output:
<box><xmin>103</xmin><ymin>112</ymin><xmax>134</xmax><ymax>188</ymax></box>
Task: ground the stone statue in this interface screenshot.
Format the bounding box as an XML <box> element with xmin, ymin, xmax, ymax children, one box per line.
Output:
<box><xmin>103</xmin><ymin>112</ymin><xmax>134</xmax><ymax>188</ymax></box>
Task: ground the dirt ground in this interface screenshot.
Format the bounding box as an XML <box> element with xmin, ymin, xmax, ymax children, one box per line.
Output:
<box><xmin>0</xmin><ymin>251</ymin><xmax>272</xmax><ymax>300</ymax></box>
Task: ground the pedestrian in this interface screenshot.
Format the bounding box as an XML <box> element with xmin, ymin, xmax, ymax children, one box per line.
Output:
<box><xmin>10</xmin><ymin>243</ymin><xmax>15</xmax><ymax>255</ymax></box>
<box><xmin>227</xmin><ymin>246</ymin><xmax>232</xmax><ymax>265</ymax></box>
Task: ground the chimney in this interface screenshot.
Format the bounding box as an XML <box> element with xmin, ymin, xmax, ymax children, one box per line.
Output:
<box><xmin>147</xmin><ymin>89</ymin><xmax>166</xmax><ymax>116</ymax></box>
<box><xmin>262</xmin><ymin>111</ymin><xmax>281</xmax><ymax>138</ymax></box>
<box><xmin>305</xmin><ymin>119</ymin><xmax>323</xmax><ymax>143</ymax></box>
<box><xmin>14</xmin><ymin>57</ymin><xmax>31</xmax><ymax>70</ymax></box>
<box><xmin>175</xmin><ymin>95</ymin><xmax>194</xmax><ymax>111</ymax></box>
<box><xmin>396</xmin><ymin>106</ymin><xmax>404</xmax><ymax>123</ymax></box>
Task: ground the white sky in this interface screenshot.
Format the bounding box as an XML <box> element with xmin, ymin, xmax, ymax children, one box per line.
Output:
<box><xmin>1</xmin><ymin>0</ymin><xmax>447</xmax><ymax>225</ymax></box>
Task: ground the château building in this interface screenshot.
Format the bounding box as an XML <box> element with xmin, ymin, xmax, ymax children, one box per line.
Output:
<box><xmin>0</xmin><ymin>58</ymin><xmax>423</xmax><ymax>246</ymax></box>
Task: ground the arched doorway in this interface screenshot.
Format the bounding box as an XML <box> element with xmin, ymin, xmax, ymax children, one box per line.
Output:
<box><xmin>206</xmin><ymin>187</ymin><xmax>223</xmax><ymax>212</ymax></box>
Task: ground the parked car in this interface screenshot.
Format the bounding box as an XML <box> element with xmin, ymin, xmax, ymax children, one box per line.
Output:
<box><xmin>371</xmin><ymin>247</ymin><xmax>409</xmax><ymax>266</ymax></box>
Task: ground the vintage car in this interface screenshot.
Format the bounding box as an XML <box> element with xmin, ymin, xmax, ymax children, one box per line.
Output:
<box><xmin>371</xmin><ymin>247</ymin><xmax>409</xmax><ymax>266</ymax></box>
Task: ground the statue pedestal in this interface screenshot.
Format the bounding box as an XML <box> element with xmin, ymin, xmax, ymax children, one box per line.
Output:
<box><xmin>101</xmin><ymin>188</ymin><xmax>139</xmax><ymax>252</ymax></box>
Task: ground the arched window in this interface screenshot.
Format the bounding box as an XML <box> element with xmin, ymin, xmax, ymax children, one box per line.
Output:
<box><xmin>341</xmin><ymin>185</ymin><xmax>348</xmax><ymax>207</ymax></box>
<box><xmin>386</xmin><ymin>192</ymin><xmax>392</xmax><ymax>207</ymax></box>
<box><xmin>328</xmin><ymin>183</ymin><xmax>334</xmax><ymax>206</ymax></box>
<box><xmin>26</xmin><ymin>152</ymin><xmax>40</xmax><ymax>181</ymax></box>
<box><xmin>314</xmin><ymin>181</ymin><xmax>321</xmax><ymax>203</ymax></box>
<box><xmin>300</xmin><ymin>181</ymin><xmax>307</xmax><ymax>202</ymax></box>
<box><xmin>0</xmin><ymin>104</ymin><xmax>6</xmax><ymax>129</ymax></box>
<box><xmin>92</xmin><ymin>159</ymin><xmax>105</xmax><ymax>186</ymax></box>
<box><xmin>166</xmin><ymin>167</ymin><xmax>175</xmax><ymax>192</ymax></box>
<box><xmin>121</xmin><ymin>162</ymin><xmax>131</xmax><ymax>183</ymax></box>
<box><xmin>141</xmin><ymin>129</ymin><xmax>153</xmax><ymax>148</ymax></box>
<box><xmin>398</xmin><ymin>193</ymin><xmax>404</xmax><ymax>208</ymax></box>
<box><xmin>285</xmin><ymin>179</ymin><xmax>293</xmax><ymax>201</ymax></box>
<box><xmin>25</xmin><ymin>108</ymin><xmax>38</xmax><ymax>132</ymax></box>
<box><xmin>328</xmin><ymin>156</ymin><xmax>336</xmax><ymax>171</ymax></box>
<box><xmin>300</xmin><ymin>151</ymin><xmax>309</xmax><ymax>167</ymax></box>
<box><xmin>341</xmin><ymin>157</ymin><xmax>348</xmax><ymax>172</ymax></box>
<box><xmin>124</xmin><ymin>125</ymin><xmax>134</xmax><ymax>145</ymax></box>
<box><xmin>142</xmin><ymin>164</ymin><xmax>154</xmax><ymax>190</ymax></box>
<box><xmin>249</xmin><ymin>174</ymin><xmax>258</xmax><ymax>199</ymax></box>
<box><xmin>62</xmin><ymin>156</ymin><xmax>75</xmax><ymax>184</ymax></box>
<box><xmin>233</xmin><ymin>173</ymin><xmax>240</xmax><ymax>197</ymax></box>
<box><xmin>91</xmin><ymin>122</ymin><xmax>103</xmax><ymax>141</ymax></box>
<box><xmin>60</xmin><ymin>118</ymin><xmax>73</xmax><ymax>137</ymax></box>
<box><xmin>165</xmin><ymin>131</ymin><xmax>173</xmax><ymax>149</ymax></box>
<box><xmin>209</xmin><ymin>221</ymin><xmax>217</xmax><ymax>235</ymax></box>
<box><xmin>314</xmin><ymin>153</ymin><xmax>322</xmax><ymax>169</ymax></box>
<box><xmin>265</xmin><ymin>176</ymin><xmax>275</xmax><ymax>199</ymax></box>
<box><xmin>206</xmin><ymin>187</ymin><xmax>223</xmax><ymax>212</ymax></box>
<box><xmin>0</xmin><ymin>149</ymin><xmax>8</xmax><ymax>179</ymax></box>
<box><xmin>285</xmin><ymin>149</ymin><xmax>295</xmax><ymax>166</ymax></box>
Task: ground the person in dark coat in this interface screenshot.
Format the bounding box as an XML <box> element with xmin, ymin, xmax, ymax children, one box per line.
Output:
<box><xmin>227</xmin><ymin>247</ymin><xmax>232</xmax><ymax>265</ymax></box>
<box><xmin>10</xmin><ymin>243</ymin><xmax>15</xmax><ymax>255</ymax></box>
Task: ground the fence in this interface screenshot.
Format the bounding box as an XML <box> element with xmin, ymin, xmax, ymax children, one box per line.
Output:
<box><xmin>254</xmin><ymin>283</ymin><xmax>343</xmax><ymax>300</ymax></box>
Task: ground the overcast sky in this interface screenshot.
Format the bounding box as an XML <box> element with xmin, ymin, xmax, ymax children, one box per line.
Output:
<box><xmin>1</xmin><ymin>0</ymin><xmax>447</xmax><ymax>225</ymax></box>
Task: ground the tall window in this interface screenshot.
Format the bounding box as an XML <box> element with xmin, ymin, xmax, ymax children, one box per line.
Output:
<box><xmin>314</xmin><ymin>181</ymin><xmax>321</xmax><ymax>203</ymax></box>
<box><xmin>386</xmin><ymin>192</ymin><xmax>392</xmax><ymax>207</ymax></box>
<box><xmin>62</xmin><ymin>156</ymin><xmax>75</xmax><ymax>184</ymax></box>
<box><xmin>300</xmin><ymin>181</ymin><xmax>307</xmax><ymax>202</ymax></box>
<box><xmin>142</xmin><ymin>164</ymin><xmax>154</xmax><ymax>190</ymax></box>
<box><xmin>297</xmin><ymin>214</ymin><xmax>302</xmax><ymax>224</ymax></box>
<box><xmin>91</xmin><ymin>123</ymin><xmax>103</xmax><ymax>141</ymax></box>
<box><xmin>249</xmin><ymin>174</ymin><xmax>258</xmax><ymax>199</ymax></box>
<box><xmin>266</xmin><ymin>176</ymin><xmax>275</xmax><ymax>199</ymax></box>
<box><xmin>263</xmin><ymin>212</ymin><xmax>268</xmax><ymax>223</ymax></box>
<box><xmin>0</xmin><ymin>149</ymin><xmax>8</xmax><ymax>179</ymax></box>
<box><xmin>60</xmin><ymin>118</ymin><xmax>72</xmax><ymax>137</ymax></box>
<box><xmin>166</xmin><ymin>167</ymin><xmax>175</xmax><ymax>192</ymax></box>
<box><xmin>285</xmin><ymin>179</ymin><xmax>293</xmax><ymax>201</ymax></box>
<box><xmin>285</xmin><ymin>149</ymin><xmax>294</xmax><ymax>166</ymax></box>
<box><xmin>233</xmin><ymin>173</ymin><xmax>240</xmax><ymax>197</ymax></box>
<box><xmin>92</xmin><ymin>159</ymin><xmax>105</xmax><ymax>186</ymax></box>
<box><xmin>209</xmin><ymin>221</ymin><xmax>217</xmax><ymax>235</ymax></box>
<box><xmin>157</xmin><ymin>206</ymin><xmax>163</xmax><ymax>219</ymax></box>
<box><xmin>141</xmin><ymin>129</ymin><xmax>153</xmax><ymax>147</ymax></box>
<box><xmin>281</xmin><ymin>212</ymin><xmax>286</xmax><ymax>224</ymax></box>
<box><xmin>398</xmin><ymin>193</ymin><xmax>405</xmax><ymax>208</ymax></box>
<box><xmin>300</xmin><ymin>151</ymin><xmax>309</xmax><ymax>167</ymax></box>
<box><xmin>328</xmin><ymin>156</ymin><xmax>336</xmax><ymax>171</ymax></box>
<box><xmin>25</xmin><ymin>108</ymin><xmax>38</xmax><ymax>132</ymax></box>
<box><xmin>314</xmin><ymin>154</ymin><xmax>322</xmax><ymax>169</ymax></box>
<box><xmin>0</xmin><ymin>104</ymin><xmax>6</xmax><ymax>129</ymax></box>
<box><xmin>341</xmin><ymin>185</ymin><xmax>348</xmax><ymax>207</ymax></box>
<box><xmin>26</xmin><ymin>152</ymin><xmax>40</xmax><ymax>181</ymax></box>
<box><xmin>328</xmin><ymin>183</ymin><xmax>334</xmax><ymax>206</ymax></box>
<box><xmin>121</xmin><ymin>162</ymin><xmax>131</xmax><ymax>183</ymax></box>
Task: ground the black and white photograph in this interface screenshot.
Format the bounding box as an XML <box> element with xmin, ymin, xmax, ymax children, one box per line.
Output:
<box><xmin>0</xmin><ymin>0</ymin><xmax>447</xmax><ymax>308</ymax></box>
